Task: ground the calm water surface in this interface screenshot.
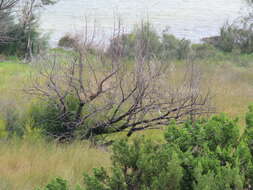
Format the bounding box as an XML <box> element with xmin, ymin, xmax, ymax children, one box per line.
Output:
<box><xmin>40</xmin><ymin>0</ymin><xmax>249</xmax><ymax>46</ymax></box>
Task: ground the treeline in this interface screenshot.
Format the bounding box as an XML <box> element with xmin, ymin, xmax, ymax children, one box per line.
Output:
<box><xmin>0</xmin><ymin>0</ymin><xmax>56</xmax><ymax>61</ymax></box>
<box><xmin>1</xmin><ymin>0</ymin><xmax>253</xmax><ymax>62</ymax></box>
<box><xmin>58</xmin><ymin>19</ymin><xmax>253</xmax><ymax>62</ymax></box>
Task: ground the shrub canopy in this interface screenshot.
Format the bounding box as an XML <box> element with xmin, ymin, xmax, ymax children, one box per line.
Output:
<box><xmin>38</xmin><ymin>105</ymin><xmax>253</xmax><ymax>190</ymax></box>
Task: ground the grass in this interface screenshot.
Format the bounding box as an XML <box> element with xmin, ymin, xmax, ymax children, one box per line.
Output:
<box><xmin>0</xmin><ymin>61</ymin><xmax>31</xmax><ymax>110</ymax></box>
<box><xmin>0</xmin><ymin>52</ymin><xmax>253</xmax><ymax>189</ymax></box>
<box><xmin>0</xmin><ymin>139</ymin><xmax>110</xmax><ymax>190</ymax></box>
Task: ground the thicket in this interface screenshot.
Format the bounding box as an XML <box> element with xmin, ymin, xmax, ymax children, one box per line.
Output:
<box><xmin>36</xmin><ymin>104</ymin><xmax>253</xmax><ymax>190</ymax></box>
<box><xmin>106</xmin><ymin>23</ymin><xmax>191</xmax><ymax>60</ymax></box>
<box><xmin>58</xmin><ymin>34</ymin><xmax>79</xmax><ymax>49</ymax></box>
<box><xmin>106</xmin><ymin>22</ymin><xmax>253</xmax><ymax>62</ymax></box>
<box><xmin>204</xmin><ymin>16</ymin><xmax>253</xmax><ymax>54</ymax></box>
<box><xmin>0</xmin><ymin>21</ymin><xmax>48</xmax><ymax>58</ymax></box>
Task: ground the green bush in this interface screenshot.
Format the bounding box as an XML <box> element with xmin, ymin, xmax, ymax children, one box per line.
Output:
<box><xmin>0</xmin><ymin>105</ymin><xmax>43</xmax><ymax>140</ymax></box>
<box><xmin>159</xmin><ymin>34</ymin><xmax>191</xmax><ymax>60</ymax></box>
<box><xmin>245</xmin><ymin>104</ymin><xmax>253</xmax><ymax>155</ymax></box>
<box><xmin>0</xmin><ymin>23</ymin><xmax>48</xmax><ymax>58</ymax></box>
<box><xmin>207</xmin><ymin>22</ymin><xmax>253</xmax><ymax>54</ymax></box>
<box><xmin>84</xmin><ymin>138</ymin><xmax>183</xmax><ymax>190</ymax></box>
<box><xmin>3</xmin><ymin>107</ymin><xmax>24</xmax><ymax>138</ymax></box>
<box><xmin>58</xmin><ymin>34</ymin><xmax>76</xmax><ymax>49</ymax></box>
<box><xmin>29</xmin><ymin>97</ymin><xmax>80</xmax><ymax>140</ymax></box>
<box><xmin>36</xmin><ymin>178</ymin><xmax>69</xmax><ymax>190</ymax></box>
<box><xmin>165</xmin><ymin>115</ymin><xmax>252</xmax><ymax>190</ymax></box>
<box><xmin>216</xmin><ymin>24</ymin><xmax>237</xmax><ymax>52</ymax></box>
<box><xmin>107</xmin><ymin>23</ymin><xmax>191</xmax><ymax>60</ymax></box>
<box><xmin>38</xmin><ymin>105</ymin><xmax>253</xmax><ymax>189</ymax></box>
<box><xmin>107</xmin><ymin>23</ymin><xmax>161</xmax><ymax>60</ymax></box>
<box><xmin>29</xmin><ymin>96</ymin><xmax>102</xmax><ymax>141</ymax></box>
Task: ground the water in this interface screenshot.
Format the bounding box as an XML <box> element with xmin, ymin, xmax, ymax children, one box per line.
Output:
<box><xmin>40</xmin><ymin>0</ymin><xmax>250</xmax><ymax>46</ymax></box>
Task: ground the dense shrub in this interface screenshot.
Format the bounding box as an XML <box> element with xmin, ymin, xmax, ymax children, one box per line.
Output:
<box><xmin>206</xmin><ymin>22</ymin><xmax>253</xmax><ymax>54</ymax></box>
<box><xmin>245</xmin><ymin>104</ymin><xmax>253</xmax><ymax>154</ymax></box>
<box><xmin>0</xmin><ymin>23</ymin><xmax>48</xmax><ymax>58</ymax></box>
<box><xmin>3</xmin><ymin>107</ymin><xmax>24</xmax><ymax>138</ymax></box>
<box><xmin>29</xmin><ymin>96</ymin><xmax>102</xmax><ymax>141</ymax></box>
<box><xmin>58</xmin><ymin>34</ymin><xmax>76</xmax><ymax>49</ymax></box>
<box><xmin>0</xmin><ymin>105</ymin><xmax>43</xmax><ymax>140</ymax></box>
<box><xmin>36</xmin><ymin>178</ymin><xmax>69</xmax><ymax>190</ymax></box>
<box><xmin>159</xmin><ymin>34</ymin><xmax>191</xmax><ymax>60</ymax></box>
<box><xmin>107</xmin><ymin>23</ymin><xmax>161</xmax><ymax>60</ymax></box>
<box><xmin>83</xmin><ymin>138</ymin><xmax>183</xmax><ymax>190</ymax></box>
<box><xmin>165</xmin><ymin>115</ymin><xmax>253</xmax><ymax>190</ymax></box>
<box><xmin>38</xmin><ymin>105</ymin><xmax>253</xmax><ymax>190</ymax></box>
<box><xmin>29</xmin><ymin>97</ymin><xmax>80</xmax><ymax>140</ymax></box>
<box><xmin>107</xmin><ymin>23</ymin><xmax>191</xmax><ymax>60</ymax></box>
<box><xmin>0</xmin><ymin>10</ymin><xmax>15</xmax><ymax>43</ymax></box>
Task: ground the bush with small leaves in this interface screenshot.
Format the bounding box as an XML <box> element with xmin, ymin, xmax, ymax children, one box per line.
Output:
<box><xmin>58</xmin><ymin>34</ymin><xmax>76</xmax><ymax>49</ymax></box>
<box><xmin>84</xmin><ymin>138</ymin><xmax>183</xmax><ymax>190</ymax></box>
<box><xmin>107</xmin><ymin>23</ymin><xmax>191</xmax><ymax>61</ymax></box>
<box><xmin>35</xmin><ymin>178</ymin><xmax>69</xmax><ymax>190</ymax></box>
<box><xmin>245</xmin><ymin>104</ymin><xmax>253</xmax><ymax>155</ymax></box>
<box><xmin>165</xmin><ymin>113</ymin><xmax>253</xmax><ymax>190</ymax></box>
<box><xmin>207</xmin><ymin>21</ymin><xmax>253</xmax><ymax>54</ymax></box>
<box><xmin>37</xmin><ymin>106</ymin><xmax>253</xmax><ymax>190</ymax></box>
<box><xmin>3</xmin><ymin>106</ymin><xmax>24</xmax><ymax>138</ymax></box>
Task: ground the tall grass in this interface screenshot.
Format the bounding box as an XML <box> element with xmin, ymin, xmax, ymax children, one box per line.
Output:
<box><xmin>0</xmin><ymin>61</ymin><xmax>31</xmax><ymax>110</ymax></box>
<box><xmin>0</xmin><ymin>139</ymin><xmax>110</xmax><ymax>190</ymax></box>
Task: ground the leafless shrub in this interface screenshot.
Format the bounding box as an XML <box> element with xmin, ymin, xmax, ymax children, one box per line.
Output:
<box><xmin>26</xmin><ymin>23</ymin><xmax>212</xmax><ymax>140</ymax></box>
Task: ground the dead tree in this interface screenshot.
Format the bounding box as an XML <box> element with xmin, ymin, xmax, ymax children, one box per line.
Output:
<box><xmin>26</xmin><ymin>24</ymin><xmax>212</xmax><ymax>140</ymax></box>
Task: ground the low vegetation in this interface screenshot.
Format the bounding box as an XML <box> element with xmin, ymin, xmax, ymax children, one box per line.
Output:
<box><xmin>0</xmin><ymin>139</ymin><xmax>110</xmax><ymax>190</ymax></box>
<box><xmin>0</xmin><ymin>1</ymin><xmax>253</xmax><ymax>189</ymax></box>
<box><xmin>36</xmin><ymin>106</ymin><xmax>253</xmax><ymax>190</ymax></box>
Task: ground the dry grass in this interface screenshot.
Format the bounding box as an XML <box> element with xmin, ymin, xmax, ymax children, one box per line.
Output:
<box><xmin>0</xmin><ymin>139</ymin><xmax>110</xmax><ymax>190</ymax></box>
<box><xmin>204</xmin><ymin>64</ymin><xmax>253</xmax><ymax>118</ymax></box>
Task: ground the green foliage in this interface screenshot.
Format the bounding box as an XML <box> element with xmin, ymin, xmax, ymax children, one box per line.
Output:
<box><xmin>209</xmin><ymin>22</ymin><xmax>253</xmax><ymax>54</ymax></box>
<box><xmin>245</xmin><ymin>103</ymin><xmax>253</xmax><ymax>154</ymax></box>
<box><xmin>217</xmin><ymin>24</ymin><xmax>237</xmax><ymax>52</ymax></box>
<box><xmin>0</xmin><ymin>105</ymin><xmax>43</xmax><ymax>140</ymax></box>
<box><xmin>36</xmin><ymin>178</ymin><xmax>69</xmax><ymax>190</ymax></box>
<box><xmin>165</xmin><ymin>114</ymin><xmax>241</xmax><ymax>152</ymax></box>
<box><xmin>58</xmin><ymin>34</ymin><xmax>76</xmax><ymax>49</ymax></box>
<box><xmin>107</xmin><ymin>23</ymin><xmax>161</xmax><ymax>60</ymax></box>
<box><xmin>0</xmin><ymin>20</ymin><xmax>48</xmax><ymax>58</ymax></box>
<box><xmin>0</xmin><ymin>0</ymin><xmax>52</xmax><ymax>58</ymax></box>
<box><xmin>165</xmin><ymin>113</ymin><xmax>253</xmax><ymax>190</ymax></box>
<box><xmin>29</xmin><ymin>96</ymin><xmax>102</xmax><ymax>140</ymax></box>
<box><xmin>107</xmin><ymin>23</ymin><xmax>191</xmax><ymax>60</ymax></box>
<box><xmin>246</xmin><ymin>104</ymin><xmax>253</xmax><ymax>128</ymax></box>
<box><xmin>0</xmin><ymin>120</ymin><xmax>8</xmax><ymax>139</ymax></box>
<box><xmin>29</xmin><ymin>97</ymin><xmax>79</xmax><ymax>139</ymax></box>
<box><xmin>47</xmin><ymin>111</ymin><xmax>253</xmax><ymax>189</ymax></box>
<box><xmin>3</xmin><ymin>106</ymin><xmax>24</xmax><ymax>138</ymax></box>
<box><xmin>159</xmin><ymin>34</ymin><xmax>191</xmax><ymax>60</ymax></box>
<box><xmin>36</xmin><ymin>105</ymin><xmax>253</xmax><ymax>190</ymax></box>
